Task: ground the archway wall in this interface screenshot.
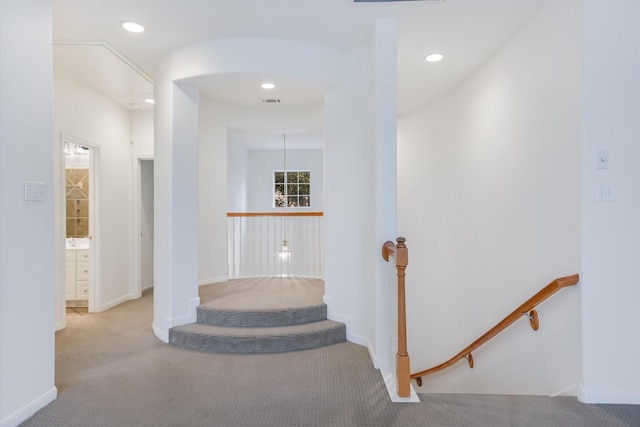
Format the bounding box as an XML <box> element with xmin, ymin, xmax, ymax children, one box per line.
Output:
<box><xmin>153</xmin><ymin>32</ymin><xmax>396</xmax><ymax>378</ymax></box>
<box><xmin>166</xmin><ymin>37</ymin><xmax>344</xmax><ymax>89</ymax></box>
<box><xmin>324</xmin><ymin>18</ymin><xmax>398</xmax><ymax>376</ymax></box>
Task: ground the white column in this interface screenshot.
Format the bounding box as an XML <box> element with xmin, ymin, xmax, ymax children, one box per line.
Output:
<box><xmin>580</xmin><ymin>0</ymin><xmax>640</xmax><ymax>404</ymax></box>
<box><xmin>372</xmin><ymin>18</ymin><xmax>418</xmax><ymax>402</ymax></box>
<box><xmin>373</xmin><ymin>16</ymin><xmax>398</xmax><ymax>377</ymax></box>
<box><xmin>153</xmin><ymin>80</ymin><xmax>200</xmax><ymax>342</ymax></box>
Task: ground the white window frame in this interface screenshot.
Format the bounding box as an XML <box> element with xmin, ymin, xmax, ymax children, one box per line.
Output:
<box><xmin>273</xmin><ymin>170</ymin><xmax>311</xmax><ymax>208</ymax></box>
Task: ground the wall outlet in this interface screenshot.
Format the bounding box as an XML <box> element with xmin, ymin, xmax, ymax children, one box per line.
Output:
<box><xmin>596</xmin><ymin>184</ymin><xmax>614</xmax><ymax>201</ymax></box>
<box><xmin>24</xmin><ymin>181</ymin><xmax>46</xmax><ymax>201</ymax></box>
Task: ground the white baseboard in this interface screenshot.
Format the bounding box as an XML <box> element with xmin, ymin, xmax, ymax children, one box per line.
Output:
<box><xmin>551</xmin><ymin>383</ymin><xmax>579</xmax><ymax>397</ymax></box>
<box><xmin>346</xmin><ymin>330</ymin><xmax>370</xmax><ymax>348</ymax></box>
<box><xmin>365</xmin><ymin>337</ymin><xmax>380</xmax><ymax>369</ymax></box>
<box><xmin>578</xmin><ymin>384</ymin><xmax>640</xmax><ymax>404</ymax></box>
<box><xmin>380</xmin><ymin>368</ymin><xmax>420</xmax><ymax>403</ymax></box>
<box><xmin>165</xmin><ymin>297</ymin><xmax>200</xmax><ymax>328</ymax></box>
<box><xmin>152</xmin><ymin>297</ymin><xmax>200</xmax><ymax>344</ymax></box>
<box><xmin>323</xmin><ymin>295</ymin><xmax>381</xmax><ymax>369</ymax></box>
<box><xmin>0</xmin><ymin>387</ymin><xmax>57</xmax><ymax>427</ymax></box>
<box><xmin>152</xmin><ymin>321</ymin><xmax>169</xmax><ymax>343</ymax></box>
<box><xmin>324</xmin><ymin>295</ymin><xmax>354</xmax><ymax>333</ymax></box>
<box><xmin>188</xmin><ymin>296</ymin><xmax>200</xmax><ymax>319</ymax></box>
<box><xmin>141</xmin><ymin>284</ymin><xmax>154</xmax><ymax>293</ymax></box>
<box><xmin>100</xmin><ymin>293</ymin><xmax>135</xmax><ymax>312</ymax></box>
<box><xmin>199</xmin><ymin>276</ymin><xmax>228</xmax><ymax>286</ymax></box>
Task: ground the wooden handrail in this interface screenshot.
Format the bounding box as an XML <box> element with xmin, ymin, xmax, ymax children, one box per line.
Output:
<box><xmin>227</xmin><ymin>212</ymin><xmax>323</xmax><ymax>217</ymax></box>
<box><xmin>382</xmin><ymin>237</ymin><xmax>411</xmax><ymax>398</ymax></box>
<box><xmin>410</xmin><ymin>274</ymin><xmax>580</xmax><ymax>386</ymax></box>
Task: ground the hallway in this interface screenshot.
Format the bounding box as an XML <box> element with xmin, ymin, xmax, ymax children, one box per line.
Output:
<box><xmin>19</xmin><ymin>286</ymin><xmax>640</xmax><ymax>426</ymax></box>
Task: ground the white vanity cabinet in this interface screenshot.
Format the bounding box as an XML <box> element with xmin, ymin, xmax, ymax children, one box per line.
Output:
<box><xmin>66</xmin><ymin>248</ymin><xmax>89</xmax><ymax>304</ymax></box>
<box><xmin>65</xmin><ymin>250</ymin><xmax>76</xmax><ymax>300</ymax></box>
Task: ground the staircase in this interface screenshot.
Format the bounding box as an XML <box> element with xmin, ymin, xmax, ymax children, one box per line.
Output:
<box><xmin>169</xmin><ymin>300</ymin><xmax>346</xmax><ymax>354</ymax></box>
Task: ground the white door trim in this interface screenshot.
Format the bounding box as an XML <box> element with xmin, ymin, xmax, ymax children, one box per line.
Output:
<box><xmin>55</xmin><ymin>135</ymin><xmax>66</xmax><ymax>331</ymax></box>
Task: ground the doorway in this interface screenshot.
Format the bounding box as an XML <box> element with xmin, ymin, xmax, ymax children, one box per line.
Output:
<box><xmin>61</xmin><ymin>135</ymin><xmax>100</xmax><ymax>318</ymax></box>
<box><xmin>134</xmin><ymin>156</ymin><xmax>154</xmax><ymax>297</ymax></box>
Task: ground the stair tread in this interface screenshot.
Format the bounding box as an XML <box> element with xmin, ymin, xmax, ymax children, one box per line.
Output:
<box><xmin>172</xmin><ymin>319</ymin><xmax>343</xmax><ymax>337</ymax></box>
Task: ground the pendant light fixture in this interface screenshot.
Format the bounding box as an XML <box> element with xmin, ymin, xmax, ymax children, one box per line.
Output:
<box><xmin>279</xmin><ymin>132</ymin><xmax>291</xmax><ymax>263</ymax></box>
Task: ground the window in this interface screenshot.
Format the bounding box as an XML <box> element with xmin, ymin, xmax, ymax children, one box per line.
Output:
<box><xmin>274</xmin><ymin>171</ymin><xmax>310</xmax><ymax>207</ymax></box>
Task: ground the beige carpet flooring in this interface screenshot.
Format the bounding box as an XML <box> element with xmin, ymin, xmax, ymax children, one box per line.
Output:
<box><xmin>198</xmin><ymin>277</ymin><xmax>323</xmax><ymax>309</ymax></box>
<box><xmin>18</xmin><ymin>278</ymin><xmax>640</xmax><ymax>426</ymax></box>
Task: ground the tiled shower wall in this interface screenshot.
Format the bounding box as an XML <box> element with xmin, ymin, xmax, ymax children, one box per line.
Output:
<box><xmin>66</xmin><ymin>168</ymin><xmax>89</xmax><ymax>237</ymax></box>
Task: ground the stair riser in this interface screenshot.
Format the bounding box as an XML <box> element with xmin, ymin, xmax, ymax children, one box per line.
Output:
<box><xmin>169</xmin><ymin>324</ymin><xmax>346</xmax><ymax>354</ymax></box>
<box><xmin>197</xmin><ymin>304</ymin><xmax>328</xmax><ymax>328</ymax></box>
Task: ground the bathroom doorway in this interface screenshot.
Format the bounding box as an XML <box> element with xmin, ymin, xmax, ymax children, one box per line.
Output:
<box><xmin>62</xmin><ymin>135</ymin><xmax>100</xmax><ymax>315</ymax></box>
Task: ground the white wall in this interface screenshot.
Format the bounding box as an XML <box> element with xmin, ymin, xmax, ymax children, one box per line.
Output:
<box><xmin>153</xmin><ymin>78</ymin><xmax>200</xmax><ymax>342</ymax></box>
<box><xmin>227</xmin><ymin>142</ymin><xmax>248</xmax><ymax>212</ymax></box>
<box><xmin>323</xmin><ymin>23</ymin><xmax>400</xmax><ymax>397</ymax></box>
<box><xmin>131</xmin><ymin>110</ymin><xmax>154</xmax><ymax>156</ymax></box>
<box><xmin>580</xmin><ymin>0</ymin><xmax>640</xmax><ymax>404</ymax></box>
<box><xmin>0</xmin><ymin>1</ymin><xmax>57</xmax><ymax>426</ymax></box>
<box><xmin>199</xmin><ymin>99</ymin><xmax>229</xmax><ymax>285</ymax></box>
<box><xmin>323</xmin><ymin>44</ymin><xmax>378</xmax><ymax>354</ymax></box>
<box><xmin>246</xmin><ymin>149</ymin><xmax>323</xmax><ymax>212</ymax></box>
<box><xmin>371</xmin><ymin>18</ymin><xmax>400</xmax><ymax>394</ymax></box>
<box><xmin>54</xmin><ymin>63</ymin><xmax>136</xmax><ymax>312</ymax></box>
<box><xmin>398</xmin><ymin>0</ymin><xmax>582</xmax><ymax>395</ymax></box>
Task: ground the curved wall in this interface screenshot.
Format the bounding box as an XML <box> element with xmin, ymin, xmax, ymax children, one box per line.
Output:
<box><xmin>159</xmin><ymin>37</ymin><xmax>345</xmax><ymax>89</ymax></box>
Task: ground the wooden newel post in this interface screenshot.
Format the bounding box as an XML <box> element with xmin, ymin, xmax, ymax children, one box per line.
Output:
<box><xmin>395</xmin><ymin>237</ymin><xmax>411</xmax><ymax>398</ymax></box>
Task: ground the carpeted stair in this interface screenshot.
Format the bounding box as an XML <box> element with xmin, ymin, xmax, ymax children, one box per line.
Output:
<box><xmin>169</xmin><ymin>302</ymin><xmax>346</xmax><ymax>354</ymax></box>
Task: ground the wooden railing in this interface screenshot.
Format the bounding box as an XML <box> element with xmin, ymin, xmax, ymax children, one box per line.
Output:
<box><xmin>227</xmin><ymin>212</ymin><xmax>324</xmax><ymax>217</ymax></box>
<box><xmin>381</xmin><ymin>237</ymin><xmax>411</xmax><ymax>398</ymax></box>
<box><xmin>410</xmin><ymin>273</ymin><xmax>580</xmax><ymax>386</ymax></box>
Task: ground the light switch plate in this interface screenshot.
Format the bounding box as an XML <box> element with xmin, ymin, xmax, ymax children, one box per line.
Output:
<box><xmin>597</xmin><ymin>151</ymin><xmax>609</xmax><ymax>169</ymax></box>
<box><xmin>25</xmin><ymin>181</ymin><xmax>46</xmax><ymax>201</ymax></box>
<box><xmin>596</xmin><ymin>184</ymin><xmax>614</xmax><ymax>201</ymax></box>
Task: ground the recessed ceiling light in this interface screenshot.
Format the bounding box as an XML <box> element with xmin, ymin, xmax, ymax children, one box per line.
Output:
<box><xmin>261</xmin><ymin>83</ymin><xmax>275</xmax><ymax>89</ymax></box>
<box><xmin>122</xmin><ymin>21</ymin><xmax>145</xmax><ymax>33</ymax></box>
<box><xmin>144</xmin><ymin>98</ymin><xmax>155</xmax><ymax>104</ymax></box>
<box><xmin>425</xmin><ymin>53</ymin><xmax>444</xmax><ymax>62</ymax></box>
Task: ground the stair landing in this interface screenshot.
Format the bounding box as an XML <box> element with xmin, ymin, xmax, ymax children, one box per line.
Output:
<box><xmin>198</xmin><ymin>277</ymin><xmax>323</xmax><ymax>309</ymax></box>
<box><xmin>169</xmin><ymin>277</ymin><xmax>346</xmax><ymax>354</ymax></box>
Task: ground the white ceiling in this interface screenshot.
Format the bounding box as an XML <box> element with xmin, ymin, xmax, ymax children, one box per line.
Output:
<box><xmin>52</xmin><ymin>0</ymin><xmax>552</xmax><ymax>145</ymax></box>
<box><xmin>53</xmin><ymin>43</ymin><xmax>154</xmax><ymax>110</ymax></box>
